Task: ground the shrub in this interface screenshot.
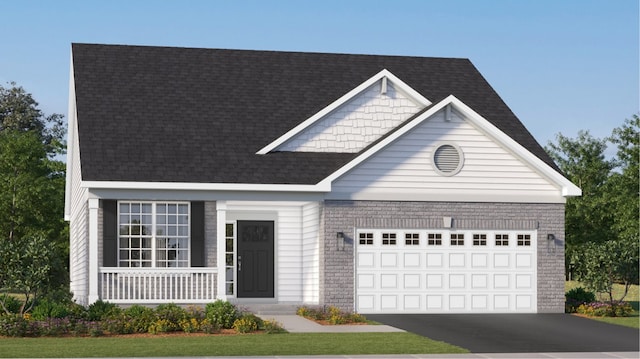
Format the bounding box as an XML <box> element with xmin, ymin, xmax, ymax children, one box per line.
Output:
<box><xmin>31</xmin><ymin>299</ymin><xmax>69</xmax><ymax>320</ymax></box>
<box><xmin>205</xmin><ymin>300</ymin><xmax>239</xmax><ymax>329</ymax></box>
<box><xmin>148</xmin><ymin>319</ymin><xmax>171</xmax><ymax>334</ymax></box>
<box><xmin>154</xmin><ymin>303</ymin><xmax>187</xmax><ymax>332</ymax></box>
<box><xmin>576</xmin><ymin>301</ymin><xmax>634</xmax><ymax>317</ymax></box>
<box><xmin>199</xmin><ymin>318</ymin><xmax>220</xmax><ymax>334</ymax></box>
<box><xmin>232</xmin><ymin>314</ymin><xmax>261</xmax><ymax>333</ymax></box>
<box><xmin>179</xmin><ymin>318</ymin><xmax>200</xmax><ymax>333</ymax></box>
<box><xmin>297</xmin><ymin>305</ymin><xmax>368</xmax><ymax>325</ymax></box>
<box><xmin>87</xmin><ymin>300</ymin><xmax>118</xmax><ymax>321</ymax></box>
<box><xmin>0</xmin><ymin>314</ymin><xmax>29</xmax><ymax>337</ymax></box>
<box><xmin>0</xmin><ymin>295</ymin><xmax>22</xmax><ymax>314</ymax></box>
<box><xmin>123</xmin><ymin>305</ymin><xmax>154</xmax><ymax>333</ymax></box>
<box><xmin>262</xmin><ymin>319</ymin><xmax>286</xmax><ymax>334</ymax></box>
<box><xmin>101</xmin><ymin>312</ymin><xmax>133</xmax><ymax>335</ymax></box>
<box><xmin>565</xmin><ymin>287</ymin><xmax>596</xmax><ymax>313</ymax></box>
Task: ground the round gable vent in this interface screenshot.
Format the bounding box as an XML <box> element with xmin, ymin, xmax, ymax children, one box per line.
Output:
<box><xmin>432</xmin><ymin>143</ymin><xmax>464</xmax><ymax>176</ymax></box>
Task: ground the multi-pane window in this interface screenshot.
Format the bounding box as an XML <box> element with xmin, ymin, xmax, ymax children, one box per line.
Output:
<box><xmin>473</xmin><ymin>234</ymin><xmax>487</xmax><ymax>246</ymax></box>
<box><xmin>427</xmin><ymin>233</ymin><xmax>442</xmax><ymax>245</ymax></box>
<box><xmin>119</xmin><ymin>203</ymin><xmax>153</xmax><ymax>267</ymax></box>
<box><xmin>450</xmin><ymin>233</ymin><xmax>464</xmax><ymax>246</ymax></box>
<box><xmin>495</xmin><ymin>234</ymin><xmax>509</xmax><ymax>246</ymax></box>
<box><xmin>382</xmin><ymin>233</ymin><xmax>397</xmax><ymax>245</ymax></box>
<box><xmin>359</xmin><ymin>233</ymin><xmax>374</xmax><ymax>245</ymax></box>
<box><xmin>405</xmin><ymin>233</ymin><xmax>420</xmax><ymax>245</ymax></box>
<box><xmin>517</xmin><ymin>234</ymin><xmax>531</xmax><ymax>246</ymax></box>
<box><xmin>225</xmin><ymin>223</ymin><xmax>235</xmax><ymax>295</ymax></box>
<box><xmin>118</xmin><ymin>202</ymin><xmax>190</xmax><ymax>267</ymax></box>
<box><xmin>155</xmin><ymin>203</ymin><xmax>190</xmax><ymax>267</ymax></box>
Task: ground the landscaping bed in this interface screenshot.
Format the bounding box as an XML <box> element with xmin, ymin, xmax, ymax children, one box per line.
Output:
<box><xmin>0</xmin><ymin>298</ymin><xmax>285</xmax><ymax>337</ymax></box>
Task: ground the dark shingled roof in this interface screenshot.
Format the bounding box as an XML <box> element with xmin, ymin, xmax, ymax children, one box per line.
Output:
<box><xmin>72</xmin><ymin>43</ymin><xmax>558</xmax><ymax>184</ymax></box>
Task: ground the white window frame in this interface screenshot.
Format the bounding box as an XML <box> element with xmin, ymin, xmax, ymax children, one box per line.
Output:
<box><xmin>117</xmin><ymin>201</ymin><xmax>191</xmax><ymax>268</ymax></box>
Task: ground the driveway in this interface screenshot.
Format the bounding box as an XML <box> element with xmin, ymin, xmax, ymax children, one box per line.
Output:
<box><xmin>366</xmin><ymin>314</ymin><xmax>639</xmax><ymax>353</ymax></box>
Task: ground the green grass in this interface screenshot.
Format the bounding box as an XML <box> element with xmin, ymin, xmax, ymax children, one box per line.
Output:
<box><xmin>0</xmin><ymin>332</ymin><xmax>468</xmax><ymax>358</ymax></box>
<box><xmin>565</xmin><ymin>281</ymin><xmax>640</xmax><ymax>329</ymax></box>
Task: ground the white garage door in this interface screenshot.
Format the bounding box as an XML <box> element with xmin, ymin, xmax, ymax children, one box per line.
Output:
<box><xmin>355</xmin><ymin>229</ymin><xmax>537</xmax><ymax>313</ymax></box>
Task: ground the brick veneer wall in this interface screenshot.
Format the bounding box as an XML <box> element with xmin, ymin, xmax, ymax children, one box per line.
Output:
<box><xmin>320</xmin><ymin>200</ymin><xmax>565</xmax><ymax>313</ymax></box>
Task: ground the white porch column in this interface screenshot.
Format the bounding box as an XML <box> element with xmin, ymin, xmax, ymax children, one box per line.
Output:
<box><xmin>216</xmin><ymin>201</ymin><xmax>227</xmax><ymax>300</ymax></box>
<box><xmin>88</xmin><ymin>198</ymin><xmax>100</xmax><ymax>304</ymax></box>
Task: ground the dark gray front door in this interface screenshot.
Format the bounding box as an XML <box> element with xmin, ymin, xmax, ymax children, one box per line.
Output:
<box><xmin>237</xmin><ymin>221</ymin><xmax>274</xmax><ymax>298</ymax></box>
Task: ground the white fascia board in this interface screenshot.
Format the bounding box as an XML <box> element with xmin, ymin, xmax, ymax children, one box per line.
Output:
<box><xmin>64</xmin><ymin>52</ymin><xmax>76</xmax><ymax>221</ymax></box>
<box><xmin>447</xmin><ymin>96</ymin><xmax>582</xmax><ymax>197</ymax></box>
<box><xmin>318</xmin><ymin>95</ymin><xmax>582</xmax><ymax>198</ymax></box>
<box><xmin>256</xmin><ymin>69</ymin><xmax>431</xmax><ymax>155</ymax></box>
<box><xmin>80</xmin><ymin>181</ymin><xmax>332</xmax><ymax>193</ymax></box>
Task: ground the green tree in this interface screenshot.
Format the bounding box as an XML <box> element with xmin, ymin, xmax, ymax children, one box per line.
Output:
<box><xmin>0</xmin><ymin>234</ymin><xmax>53</xmax><ymax>314</ymax></box>
<box><xmin>608</xmin><ymin>115</ymin><xmax>639</xmax><ymax>244</ymax></box>
<box><xmin>545</xmin><ymin>131</ymin><xmax>616</xmax><ymax>278</ymax></box>
<box><xmin>0</xmin><ymin>83</ymin><xmax>67</xmax><ymax>310</ymax></box>
<box><xmin>577</xmin><ymin>240</ymin><xmax>638</xmax><ymax>309</ymax></box>
<box><xmin>0</xmin><ymin>82</ymin><xmax>65</xmax><ymax>156</ymax></box>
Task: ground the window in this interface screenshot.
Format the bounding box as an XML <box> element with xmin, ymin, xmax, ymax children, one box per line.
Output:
<box><xmin>517</xmin><ymin>234</ymin><xmax>531</xmax><ymax>246</ymax></box>
<box><xmin>473</xmin><ymin>234</ymin><xmax>487</xmax><ymax>246</ymax></box>
<box><xmin>382</xmin><ymin>233</ymin><xmax>397</xmax><ymax>245</ymax></box>
<box><xmin>118</xmin><ymin>202</ymin><xmax>190</xmax><ymax>267</ymax></box>
<box><xmin>450</xmin><ymin>233</ymin><xmax>464</xmax><ymax>246</ymax></box>
<box><xmin>405</xmin><ymin>233</ymin><xmax>420</xmax><ymax>245</ymax></box>
<box><xmin>225</xmin><ymin>223</ymin><xmax>235</xmax><ymax>295</ymax></box>
<box><xmin>495</xmin><ymin>234</ymin><xmax>509</xmax><ymax>246</ymax></box>
<box><xmin>359</xmin><ymin>232</ymin><xmax>373</xmax><ymax>245</ymax></box>
<box><xmin>427</xmin><ymin>233</ymin><xmax>442</xmax><ymax>245</ymax></box>
<box><xmin>432</xmin><ymin>143</ymin><xmax>464</xmax><ymax>176</ymax></box>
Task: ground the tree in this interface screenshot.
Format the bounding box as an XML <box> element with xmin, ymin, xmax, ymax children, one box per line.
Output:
<box><xmin>0</xmin><ymin>234</ymin><xmax>53</xmax><ymax>314</ymax></box>
<box><xmin>0</xmin><ymin>83</ymin><xmax>67</xmax><ymax>311</ymax></box>
<box><xmin>0</xmin><ymin>82</ymin><xmax>65</xmax><ymax>157</ymax></box>
<box><xmin>608</xmin><ymin>116</ymin><xmax>639</xmax><ymax>245</ymax></box>
<box><xmin>545</xmin><ymin>131</ymin><xmax>616</xmax><ymax>278</ymax></box>
<box><xmin>577</xmin><ymin>240</ymin><xmax>638</xmax><ymax>308</ymax></box>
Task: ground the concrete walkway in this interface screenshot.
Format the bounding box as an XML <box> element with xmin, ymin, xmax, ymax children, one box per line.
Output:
<box><xmin>255</xmin><ymin>314</ymin><xmax>404</xmax><ymax>333</ymax></box>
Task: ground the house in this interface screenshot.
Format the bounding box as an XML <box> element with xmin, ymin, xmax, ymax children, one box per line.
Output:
<box><xmin>65</xmin><ymin>43</ymin><xmax>580</xmax><ymax>313</ymax></box>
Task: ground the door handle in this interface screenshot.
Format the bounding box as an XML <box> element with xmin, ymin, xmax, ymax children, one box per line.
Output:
<box><xmin>237</xmin><ymin>256</ymin><xmax>242</xmax><ymax>272</ymax></box>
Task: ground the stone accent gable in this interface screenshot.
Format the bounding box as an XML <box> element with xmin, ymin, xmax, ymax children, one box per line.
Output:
<box><xmin>278</xmin><ymin>80</ymin><xmax>423</xmax><ymax>153</ymax></box>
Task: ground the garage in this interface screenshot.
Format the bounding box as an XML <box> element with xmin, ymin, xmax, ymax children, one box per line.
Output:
<box><xmin>355</xmin><ymin>229</ymin><xmax>537</xmax><ymax>313</ymax></box>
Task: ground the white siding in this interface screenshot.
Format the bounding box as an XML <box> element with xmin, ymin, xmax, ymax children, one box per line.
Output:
<box><xmin>227</xmin><ymin>201</ymin><xmax>320</xmax><ymax>303</ymax></box>
<box><xmin>278</xmin><ymin>81</ymin><xmax>423</xmax><ymax>153</ymax></box>
<box><xmin>68</xmin><ymin>116</ymin><xmax>89</xmax><ymax>305</ymax></box>
<box><xmin>329</xmin><ymin>109</ymin><xmax>563</xmax><ymax>202</ymax></box>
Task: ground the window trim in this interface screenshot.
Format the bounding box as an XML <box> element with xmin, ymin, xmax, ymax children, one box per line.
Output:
<box><xmin>117</xmin><ymin>201</ymin><xmax>191</xmax><ymax>268</ymax></box>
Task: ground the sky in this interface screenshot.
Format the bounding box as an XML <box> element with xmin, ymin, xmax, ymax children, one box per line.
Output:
<box><xmin>1</xmin><ymin>0</ymin><xmax>638</xmax><ymax>154</ymax></box>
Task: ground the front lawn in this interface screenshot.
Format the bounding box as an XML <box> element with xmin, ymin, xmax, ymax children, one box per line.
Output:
<box><xmin>0</xmin><ymin>332</ymin><xmax>468</xmax><ymax>358</ymax></box>
<box><xmin>565</xmin><ymin>281</ymin><xmax>639</xmax><ymax>329</ymax></box>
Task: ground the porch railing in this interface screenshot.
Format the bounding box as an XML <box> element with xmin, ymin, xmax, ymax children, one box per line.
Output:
<box><xmin>99</xmin><ymin>267</ymin><xmax>218</xmax><ymax>304</ymax></box>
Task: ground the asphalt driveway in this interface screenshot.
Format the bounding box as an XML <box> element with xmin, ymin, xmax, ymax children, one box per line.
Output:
<box><xmin>367</xmin><ymin>313</ymin><xmax>639</xmax><ymax>353</ymax></box>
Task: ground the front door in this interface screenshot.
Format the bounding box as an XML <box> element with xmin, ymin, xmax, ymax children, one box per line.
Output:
<box><xmin>237</xmin><ymin>221</ymin><xmax>274</xmax><ymax>298</ymax></box>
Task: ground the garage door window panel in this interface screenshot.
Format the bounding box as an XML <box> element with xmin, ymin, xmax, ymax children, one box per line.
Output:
<box><xmin>450</xmin><ymin>233</ymin><xmax>464</xmax><ymax>246</ymax></box>
<box><xmin>405</xmin><ymin>233</ymin><xmax>420</xmax><ymax>246</ymax></box>
<box><xmin>427</xmin><ymin>233</ymin><xmax>442</xmax><ymax>246</ymax></box>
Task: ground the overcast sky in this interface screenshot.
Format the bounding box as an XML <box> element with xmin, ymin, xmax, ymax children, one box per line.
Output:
<box><xmin>1</xmin><ymin>0</ymin><xmax>637</xmax><ymax>153</ymax></box>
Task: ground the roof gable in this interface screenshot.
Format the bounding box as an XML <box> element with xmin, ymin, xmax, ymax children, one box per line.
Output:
<box><xmin>320</xmin><ymin>95</ymin><xmax>581</xmax><ymax>198</ymax></box>
<box><xmin>259</xmin><ymin>70</ymin><xmax>430</xmax><ymax>154</ymax></box>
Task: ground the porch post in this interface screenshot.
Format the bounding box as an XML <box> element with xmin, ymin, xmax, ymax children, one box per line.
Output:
<box><xmin>88</xmin><ymin>198</ymin><xmax>100</xmax><ymax>304</ymax></box>
<box><xmin>216</xmin><ymin>201</ymin><xmax>227</xmax><ymax>300</ymax></box>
